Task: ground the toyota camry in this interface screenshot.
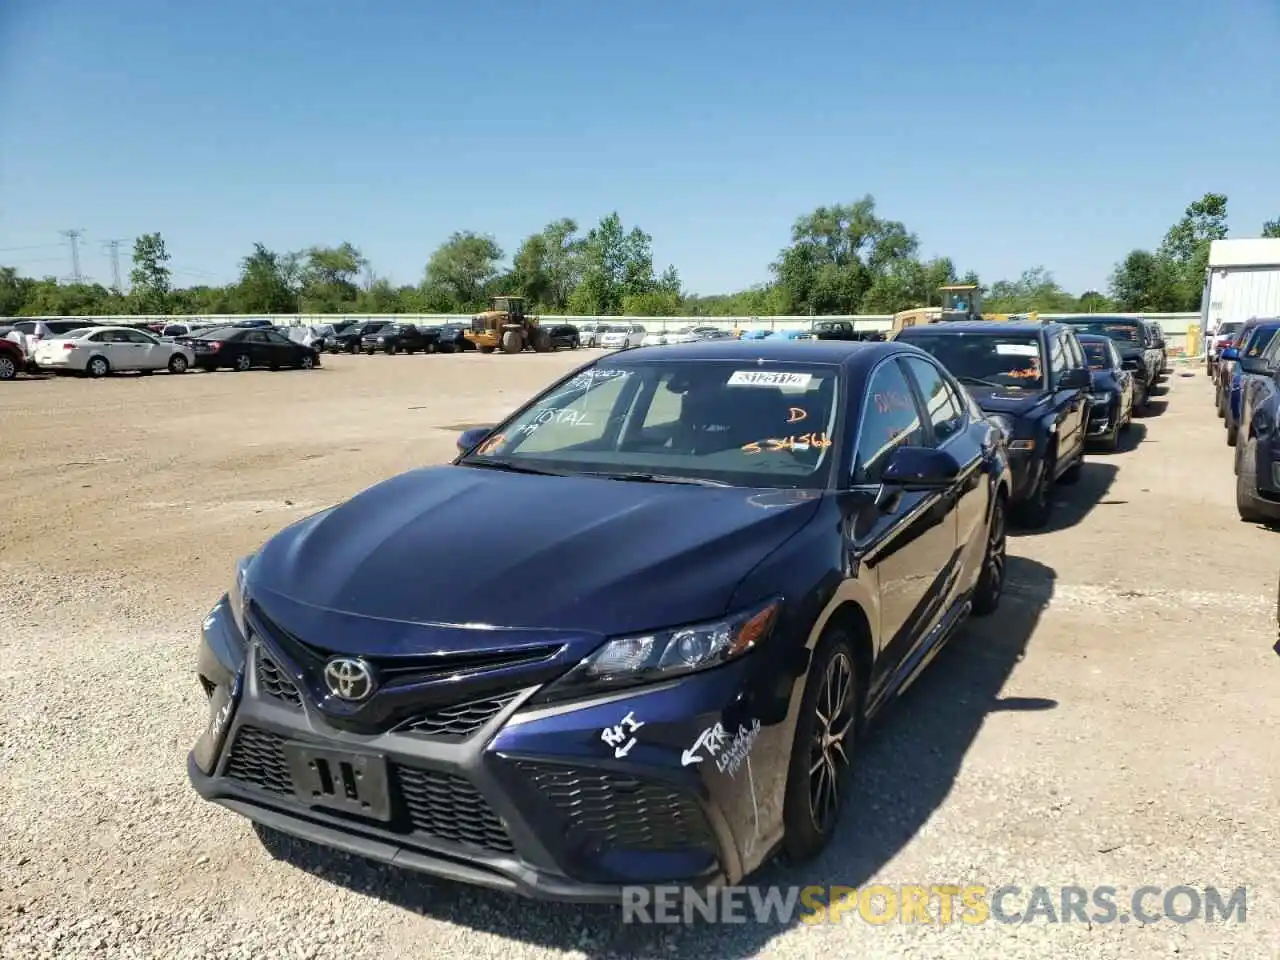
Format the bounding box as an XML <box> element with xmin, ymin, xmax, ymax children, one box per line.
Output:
<box><xmin>188</xmin><ymin>339</ymin><xmax>1011</xmax><ymax>902</ymax></box>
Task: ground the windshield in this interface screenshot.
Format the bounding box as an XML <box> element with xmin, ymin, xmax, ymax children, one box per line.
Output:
<box><xmin>1217</xmin><ymin>322</ymin><xmax>1243</xmax><ymax>336</ymax></box>
<box><xmin>1062</xmin><ymin>320</ymin><xmax>1139</xmax><ymax>343</ymax></box>
<box><xmin>603</xmin><ymin>325</ymin><xmax>628</xmax><ymax>333</ymax></box>
<box><xmin>898</xmin><ymin>333</ymin><xmax>1044</xmax><ymax>388</ymax></box>
<box><xmin>460</xmin><ymin>361</ymin><xmax>841</xmax><ymax>489</ymax></box>
<box><xmin>1080</xmin><ymin>341</ymin><xmax>1112</xmax><ymax>369</ymax></box>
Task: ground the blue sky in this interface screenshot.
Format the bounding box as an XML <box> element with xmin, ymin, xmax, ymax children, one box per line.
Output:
<box><xmin>1</xmin><ymin>0</ymin><xmax>1277</xmax><ymax>298</ymax></box>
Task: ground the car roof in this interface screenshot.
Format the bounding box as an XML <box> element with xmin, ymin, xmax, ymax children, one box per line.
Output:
<box><xmin>1074</xmin><ymin>333</ymin><xmax>1115</xmax><ymax>343</ymax></box>
<box><xmin>601</xmin><ymin>337</ymin><xmax>901</xmax><ymax>373</ymax></box>
<box><xmin>899</xmin><ymin>321</ymin><xmax>1050</xmax><ymax>336</ymax></box>
<box><xmin>1057</xmin><ymin>315</ymin><xmax>1142</xmax><ymax>324</ymax></box>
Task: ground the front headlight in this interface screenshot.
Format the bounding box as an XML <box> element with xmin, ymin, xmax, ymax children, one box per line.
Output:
<box><xmin>539</xmin><ymin>599</ymin><xmax>781</xmax><ymax>702</ymax></box>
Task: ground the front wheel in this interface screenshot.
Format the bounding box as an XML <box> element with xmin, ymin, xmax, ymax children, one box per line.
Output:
<box><xmin>782</xmin><ymin>633</ymin><xmax>859</xmax><ymax>862</ymax></box>
<box><xmin>1226</xmin><ymin>422</ymin><xmax>1238</xmax><ymax>447</ymax></box>
<box><xmin>168</xmin><ymin>354</ymin><xmax>188</xmax><ymax>374</ymax></box>
<box><xmin>0</xmin><ymin>355</ymin><xmax>16</xmax><ymax>380</ymax></box>
<box><xmin>233</xmin><ymin>353</ymin><xmax>252</xmax><ymax>372</ymax></box>
<box><xmin>299</xmin><ymin>354</ymin><xmax>315</xmax><ymax>370</ymax></box>
<box><xmin>1014</xmin><ymin>456</ymin><xmax>1054</xmax><ymax>528</ymax></box>
<box><xmin>971</xmin><ymin>493</ymin><xmax>1007</xmax><ymax>615</ymax></box>
<box><xmin>1237</xmin><ymin>439</ymin><xmax>1269</xmax><ymax>523</ymax></box>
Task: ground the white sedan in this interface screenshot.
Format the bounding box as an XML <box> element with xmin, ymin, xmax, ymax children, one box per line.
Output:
<box><xmin>32</xmin><ymin>326</ymin><xmax>195</xmax><ymax>377</ymax></box>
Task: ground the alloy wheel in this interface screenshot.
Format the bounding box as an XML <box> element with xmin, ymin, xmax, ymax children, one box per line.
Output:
<box><xmin>808</xmin><ymin>651</ymin><xmax>856</xmax><ymax>833</ymax></box>
<box><xmin>0</xmin><ymin>356</ymin><xmax>15</xmax><ymax>380</ymax></box>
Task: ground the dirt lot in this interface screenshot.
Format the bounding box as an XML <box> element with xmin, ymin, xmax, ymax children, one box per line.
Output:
<box><xmin>1</xmin><ymin>353</ymin><xmax>1276</xmax><ymax>960</ymax></box>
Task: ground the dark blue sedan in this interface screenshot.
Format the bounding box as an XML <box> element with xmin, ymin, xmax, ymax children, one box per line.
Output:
<box><xmin>187</xmin><ymin>339</ymin><xmax>1012</xmax><ymax>901</ymax></box>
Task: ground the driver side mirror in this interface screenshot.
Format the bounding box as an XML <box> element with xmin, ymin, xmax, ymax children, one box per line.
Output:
<box><xmin>880</xmin><ymin>446</ymin><xmax>961</xmax><ymax>492</ymax></box>
<box><xmin>457</xmin><ymin>426</ymin><xmax>494</xmax><ymax>455</ymax></box>
<box><xmin>1059</xmin><ymin>368</ymin><xmax>1091</xmax><ymax>390</ymax></box>
<box><xmin>1221</xmin><ymin>347</ymin><xmax>1240</xmax><ymax>362</ymax></box>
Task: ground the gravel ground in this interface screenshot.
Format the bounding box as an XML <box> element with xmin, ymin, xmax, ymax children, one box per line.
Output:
<box><xmin>1</xmin><ymin>353</ymin><xmax>1276</xmax><ymax>959</ymax></box>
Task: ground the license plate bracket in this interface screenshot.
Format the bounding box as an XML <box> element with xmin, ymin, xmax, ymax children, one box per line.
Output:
<box><xmin>282</xmin><ymin>742</ymin><xmax>392</xmax><ymax>822</ymax></box>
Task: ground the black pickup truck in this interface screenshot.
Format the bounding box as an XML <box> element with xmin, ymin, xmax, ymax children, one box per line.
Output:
<box><xmin>1056</xmin><ymin>316</ymin><xmax>1161</xmax><ymax>407</ymax></box>
<box><xmin>895</xmin><ymin>321</ymin><xmax>1091</xmax><ymax>528</ymax></box>
<box><xmin>361</xmin><ymin>323</ymin><xmax>439</xmax><ymax>355</ymax></box>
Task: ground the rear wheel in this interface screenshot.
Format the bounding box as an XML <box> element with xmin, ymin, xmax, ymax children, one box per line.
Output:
<box><xmin>299</xmin><ymin>354</ymin><xmax>315</xmax><ymax>370</ymax></box>
<box><xmin>1237</xmin><ymin>438</ymin><xmax>1269</xmax><ymax>523</ymax></box>
<box><xmin>86</xmin><ymin>355</ymin><xmax>110</xmax><ymax>378</ymax></box>
<box><xmin>233</xmin><ymin>353</ymin><xmax>252</xmax><ymax>372</ymax></box>
<box><xmin>1226</xmin><ymin>422</ymin><xmax>1238</xmax><ymax>446</ymax></box>
<box><xmin>782</xmin><ymin>632</ymin><xmax>859</xmax><ymax>861</ymax></box>
<box><xmin>167</xmin><ymin>354</ymin><xmax>188</xmax><ymax>374</ymax></box>
<box><xmin>0</xmin><ymin>355</ymin><xmax>16</xmax><ymax>380</ymax></box>
<box><xmin>501</xmin><ymin>330</ymin><xmax>523</xmax><ymax>354</ymax></box>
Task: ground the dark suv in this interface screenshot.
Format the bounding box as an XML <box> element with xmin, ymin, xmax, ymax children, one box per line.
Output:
<box><xmin>1056</xmin><ymin>316</ymin><xmax>1161</xmax><ymax>407</ymax></box>
<box><xmin>328</xmin><ymin>322</ymin><xmax>389</xmax><ymax>353</ymax></box>
<box><xmin>361</xmin><ymin>323</ymin><xmax>438</xmax><ymax>355</ymax></box>
<box><xmin>895</xmin><ymin>321</ymin><xmax>1091</xmax><ymax>527</ymax></box>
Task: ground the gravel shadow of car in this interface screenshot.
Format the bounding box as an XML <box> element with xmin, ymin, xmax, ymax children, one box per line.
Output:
<box><xmin>253</xmin><ymin>557</ymin><xmax>1058</xmax><ymax>959</ymax></box>
<box><xmin>1089</xmin><ymin>421</ymin><xmax>1147</xmax><ymax>456</ymax></box>
<box><xmin>1135</xmin><ymin>398</ymin><xmax>1168</xmax><ymax>418</ymax></box>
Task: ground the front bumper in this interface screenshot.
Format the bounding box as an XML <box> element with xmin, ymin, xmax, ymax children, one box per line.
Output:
<box><xmin>187</xmin><ymin>601</ymin><xmax>768</xmax><ymax>902</ymax></box>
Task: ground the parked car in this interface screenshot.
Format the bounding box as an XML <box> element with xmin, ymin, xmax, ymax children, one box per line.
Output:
<box><xmin>8</xmin><ymin>319</ymin><xmax>105</xmax><ymax>351</ymax></box>
<box><xmin>1075</xmin><ymin>334</ymin><xmax>1136</xmax><ymax>450</ymax></box>
<box><xmin>1233</xmin><ymin>330</ymin><xmax>1280</xmax><ymax>524</ymax></box>
<box><xmin>1223</xmin><ymin>321</ymin><xmax>1280</xmax><ymax>446</ymax></box>
<box><xmin>810</xmin><ymin>319</ymin><xmax>882</xmax><ymax>342</ymax></box>
<box><xmin>31</xmin><ymin>325</ymin><xmax>195</xmax><ymax>377</ymax></box>
<box><xmin>286</xmin><ymin>324</ymin><xmax>337</xmax><ymax>352</ymax></box>
<box><xmin>1056</xmin><ymin>316</ymin><xmax>1161</xmax><ymax>408</ymax></box>
<box><xmin>1216</xmin><ymin>319</ymin><xmax>1263</xmax><ymax>417</ymax></box>
<box><xmin>1143</xmin><ymin>320</ymin><xmax>1169</xmax><ymax>379</ymax></box>
<box><xmin>1207</xmin><ymin>321</ymin><xmax>1245</xmax><ymax>376</ymax></box>
<box><xmin>0</xmin><ymin>335</ymin><xmax>24</xmax><ymax>380</ymax></box>
<box><xmin>598</xmin><ymin>323</ymin><xmax>645</xmax><ymax>350</ymax></box>
<box><xmin>578</xmin><ymin>322</ymin><xmax>607</xmax><ymax>348</ymax></box>
<box><xmin>764</xmin><ymin>330</ymin><xmax>813</xmax><ymax>341</ymax></box>
<box><xmin>435</xmin><ymin>324</ymin><xmax>475</xmax><ymax>354</ymax></box>
<box><xmin>362</xmin><ymin>323</ymin><xmax>438</xmax><ymax>355</ymax></box>
<box><xmin>543</xmin><ymin>323</ymin><xmax>582</xmax><ymax>350</ymax></box>
<box><xmin>184</xmin><ymin>325</ymin><xmax>321</xmax><ymax>372</ymax></box>
<box><xmin>187</xmin><ymin>338</ymin><xmax>1011</xmax><ymax>901</ymax></box>
<box><xmin>895</xmin><ymin>321</ymin><xmax>1090</xmax><ymax>527</ymax></box>
<box><xmin>232</xmin><ymin>319</ymin><xmax>276</xmax><ymax>329</ymax></box>
<box><xmin>328</xmin><ymin>322</ymin><xmax>389</xmax><ymax>353</ymax></box>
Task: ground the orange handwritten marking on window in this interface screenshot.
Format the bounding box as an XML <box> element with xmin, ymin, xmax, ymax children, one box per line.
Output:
<box><xmin>742</xmin><ymin>433</ymin><xmax>832</xmax><ymax>454</ymax></box>
<box><xmin>478</xmin><ymin>434</ymin><xmax>506</xmax><ymax>455</ymax></box>
<box><xmin>786</xmin><ymin>407</ymin><xmax>807</xmax><ymax>423</ymax></box>
<box><xmin>1007</xmin><ymin>367</ymin><xmax>1040</xmax><ymax>379</ymax></box>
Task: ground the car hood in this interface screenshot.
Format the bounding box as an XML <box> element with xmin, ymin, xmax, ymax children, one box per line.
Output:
<box><xmin>965</xmin><ymin>385</ymin><xmax>1052</xmax><ymax>416</ymax></box>
<box><xmin>250</xmin><ymin>465</ymin><xmax>822</xmax><ymax>640</ymax></box>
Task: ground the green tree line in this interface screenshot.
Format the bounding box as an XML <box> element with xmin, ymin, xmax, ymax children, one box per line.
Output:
<box><xmin>3</xmin><ymin>194</ymin><xmax>1274</xmax><ymax>319</ymax></box>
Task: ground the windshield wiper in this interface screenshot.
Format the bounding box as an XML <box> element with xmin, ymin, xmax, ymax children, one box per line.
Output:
<box><xmin>577</xmin><ymin>470</ymin><xmax>730</xmax><ymax>487</ymax></box>
<box><xmin>957</xmin><ymin>375</ymin><xmax>1006</xmax><ymax>388</ymax></box>
<box><xmin>461</xmin><ymin>458</ymin><xmax>565</xmax><ymax>477</ymax></box>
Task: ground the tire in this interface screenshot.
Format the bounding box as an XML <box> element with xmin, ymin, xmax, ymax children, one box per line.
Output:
<box><xmin>168</xmin><ymin>354</ymin><xmax>188</xmax><ymax>374</ymax></box>
<box><xmin>478</xmin><ymin>345</ymin><xmax>495</xmax><ymax>354</ymax></box>
<box><xmin>1014</xmin><ymin>456</ymin><xmax>1054</xmax><ymax>528</ymax></box>
<box><xmin>386</xmin><ymin>344</ymin><xmax>398</xmax><ymax>355</ymax></box>
<box><xmin>0</xmin><ymin>354</ymin><xmax>16</xmax><ymax>381</ymax></box>
<box><xmin>971</xmin><ymin>491</ymin><xmax>1007</xmax><ymax>616</ymax></box>
<box><xmin>533</xmin><ymin>329</ymin><xmax>552</xmax><ymax>353</ymax></box>
<box><xmin>1237</xmin><ymin>439</ymin><xmax>1269</xmax><ymax>523</ymax></box>
<box><xmin>347</xmin><ymin>343</ymin><xmax>358</xmax><ymax>354</ymax></box>
<box><xmin>1226</xmin><ymin>422</ymin><xmax>1238</xmax><ymax>447</ymax></box>
<box><xmin>299</xmin><ymin>354</ymin><xmax>315</xmax><ymax>370</ymax></box>
<box><xmin>233</xmin><ymin>353</ymin><xmax>252</xmax><ymax>372</ymax></box>
<box><xmin>1216</xmin><ymin>388</ymin><xmax>1226</xmax><ymax>418</ymax></box>
<box><xmin>86</xmin><ymin>355</ymin><xmax>110</xmax><ymax>378</ymax></box>
<box><xmin>782</xmin><ymin>632</ymin><xmax>859</xmax><ymax>862</ymax></box>
<box><xmin>501</xmin><ymin>330</ymin><xmax>523</xmax><ymax>354</ymax></box>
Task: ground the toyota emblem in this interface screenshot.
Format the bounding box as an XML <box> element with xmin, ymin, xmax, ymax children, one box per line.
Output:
<box><xmin>323</xmin><ymin>657</ymin><xmax>376</xmax><ymax>702</ymax></box>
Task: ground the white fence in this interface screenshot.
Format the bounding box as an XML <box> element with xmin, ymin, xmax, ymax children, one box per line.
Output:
<box><xmin>2</xmin><ymin>311</ymin><xmax>1202</xmax><ymax>336</ymax></box>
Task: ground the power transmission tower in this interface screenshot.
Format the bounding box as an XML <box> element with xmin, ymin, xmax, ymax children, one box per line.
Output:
<box><xmin>103</xmin><ymin>238</ymin><xmax>129</xmax><ymax>293</ymax></box>
<box><xmin>60</xmin><ymin>229</ymin><xmax>85</xmax><ymax>283</ymax></box>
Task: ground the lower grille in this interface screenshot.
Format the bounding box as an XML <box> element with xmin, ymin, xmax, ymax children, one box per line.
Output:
<box><xmin>397</xmin><ymin>767</ymin><xmax>514</xmax><ymax>853</ymax></box>
<box><xmin>393</xmin><ymin>694</ymin><xmax>518</xmax><ymax>739</ymax></box>
<box><xmin>515</xmin><ymin>761</ymin><xmax>715</xmax><ymax>852</ymax></box>
<box><xmin>255</xmin><ymin>652</ymin><xmax>302</xmax><ymax>708</ymax></box>
<box><xmin>220</xmin><ymin>727</ymin><xmax>514</xmax><ymax>854</ymax></box>
<box><xmin>224</xmin><ymin>726</ymin><xmax>293</xmax><ymax>795</ymax></box>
